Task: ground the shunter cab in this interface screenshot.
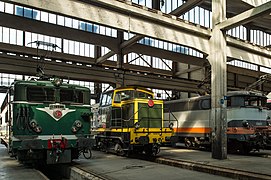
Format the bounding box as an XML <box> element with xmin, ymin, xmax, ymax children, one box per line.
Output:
<box><xmin>93</xmin><ymin>86</ymin><xmax>173</xmax><ymax>155</ymax></box>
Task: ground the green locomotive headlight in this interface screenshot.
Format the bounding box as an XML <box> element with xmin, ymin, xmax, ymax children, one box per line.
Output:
<box><xmin>71</xmin><ymin>126</ymin><xmax>77</xmax><ymax>133</ymax></box>
<box><xmin>29</xmin><ymin>119</ymin><xmax>38</xmax><ymax>128</ymax></box>
<box><xmin>52</xmin><ymin>78</ymin><xmax>63</xmax><ymax>87</ymax></box>
<box><xmin>34</xmin><ymin>126</ymin><xmax>42</xmax><ymax>133</ymax></box>
<box><xmin>74</xmin><ymin>120</ymin><xmax>82</xmax><ymax>128</ymax></box>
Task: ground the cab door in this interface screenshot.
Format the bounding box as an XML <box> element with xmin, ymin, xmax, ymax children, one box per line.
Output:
<box><xmin>99</xmin><ymin>91</ymin><xmax>113</xmax><ymax>128</ymax></box>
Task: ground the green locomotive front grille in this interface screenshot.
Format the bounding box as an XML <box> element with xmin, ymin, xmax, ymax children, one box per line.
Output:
<box><xmin>138</xmin><ymin>103</ymin><xmax>162</xmax><ymax>128</ymax></box>
<box><xmin>11</xmin><ymin>103</ymin><xmax>91</xmax><ymax>150</ymax></box>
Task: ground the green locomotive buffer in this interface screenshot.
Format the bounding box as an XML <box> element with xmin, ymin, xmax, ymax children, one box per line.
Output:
<box><xmin>2</xmin><ymin>78</ymin><xmax>92</xmax><ymax>164</ymax></box>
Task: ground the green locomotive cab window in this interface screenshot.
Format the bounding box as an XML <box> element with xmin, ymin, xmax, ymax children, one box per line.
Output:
<box><xmin>27</xmin><ymin>86</ymin><xmax>55</xmax><ymax>102</ymax></box>
<box><xmin>60</xmin><ymin>89</ymin><xmax>84</xmax><ymax>104</ymax></box>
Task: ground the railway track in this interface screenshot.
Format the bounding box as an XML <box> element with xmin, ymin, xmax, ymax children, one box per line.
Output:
<box><xmin>41</xmin><ymin>148</ymin><xmax>271</xmax><ymax>180</ymax></box>
<box><xmin>70</xmin><ymin>166</ymin><xmax>111</xmax><ymax>180</ymax></box>
<box><xmin>152</xmin><ymin>156</ymin><xmax>271</xmax><ymax>180</ymax></box>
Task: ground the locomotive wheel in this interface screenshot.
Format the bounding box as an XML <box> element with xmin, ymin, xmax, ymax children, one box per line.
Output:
<box><xmin>114</xmin><ymin>143</ymin><xmax>124</xmax><ymax>156</ymax></box>
<box><xmin>145</xmin><ymin>144</ymin><xmax>160</xmax><ymax>156</ymax></box>
<box><xmin>152</xmin><ymin>144</ymin><xmax>160</xmax><ymax>155</ymax></box>
<box><xmin>99</xmin><ymin>142</ymin><xmax>107</xmax><ymax>152</ymax></box>
<box><xmin>184</xmin><ymin>138</ymin><xmax>192</xmax><ymax>147</ymax></box>
<box><xmin>238</xmin><ymin>143</ymin><xmax>251</xmax><ymax>155</ymax></box>
<box><xmin>83</xmin><ymin>148</ymin><xmax>92</xmax><ymax>159</ymax></box>
<box><xmin>229</xmin><ymin>141</ymin><xmax>251</xmax><ymax>154</ymax></box>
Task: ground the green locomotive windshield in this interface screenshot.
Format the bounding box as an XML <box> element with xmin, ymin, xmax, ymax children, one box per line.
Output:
<box><xmin>27</xmin><ymin>86</ymin><xmax>55</xmax><ymax>102</ymax></box>
<box><xmin>60</xmin><ymin>89</ymin><xmax>84</xmax><ymax>103</ymax></box>
<box><xmin>14</xmin><ymin>81</ymin><xmax>90</xmax><ymax>105</ymax></box>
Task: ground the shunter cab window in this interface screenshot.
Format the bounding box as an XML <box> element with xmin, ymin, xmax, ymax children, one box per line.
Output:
<box><xmin>100</xmin><ymin>92</ymin><xmax>113</xmax><ymax>106</ymax></box>
<box><xmin>113</xmin><ymin>90</ymin><xmax>153</xmax><ymax>103</ymax></box>
<box><xmin>136</xmin><ymin>91</ymin><xmax>153</xmax><ymax>99</ymax></box>
<box><xmin>114</xmin><ymin>90</ymin><xmax>134</xmax><ymax>103</ymax></box>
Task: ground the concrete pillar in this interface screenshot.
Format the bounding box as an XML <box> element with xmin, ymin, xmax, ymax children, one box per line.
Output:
<box><xmin>209</xmin><ymin>0</ymin><xmax>227</xmax><ymax>160</ymax></box>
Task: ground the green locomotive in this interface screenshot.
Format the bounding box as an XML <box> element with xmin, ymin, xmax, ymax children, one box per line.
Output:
<box><xmin>0</xmin><ymin>78</ymin><xmax>92</xmax><ymax>164</ymax></box>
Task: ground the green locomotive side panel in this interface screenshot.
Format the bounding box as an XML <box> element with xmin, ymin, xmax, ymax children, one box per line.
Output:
<box><xmin>138</xmin><ymin>103</ymin><xmax>162</xmax><ymax>128</ymax></box>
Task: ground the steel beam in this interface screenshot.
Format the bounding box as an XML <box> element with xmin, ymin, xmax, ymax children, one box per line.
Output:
<box><xmin>123</xmin><ymin>43</ymin><xmax>208</xmax><ymax>66</ymax></box>
<box><xmin>175</xmin><ymin>66</ymin><xmax>203</xmax><ymax>76</ymax></box>
<box><xmin>219</xmin><ymin>1</ymin><xmax>271</xmax><ymax>30</ymax></box>
<box><xmin>3</xmin><ymin>0</ymin><xmax>211</xmax><ymax>54</ymax></box>
<box><xmin>2</xmin><ymin>0</ymin><xmax>270</xmax><ymax>67</ymax></box>
<box><xmin>241</xmin><ymin>0</ymin><xmax>269</xmax><ymax>7</ymax></box>
<box><xmin>226</xmin><ymin>36</ymin><xmax>271</xmax><ymax>68</ymax></box>
<box><xmin>170</xmin><ymin>0</ymin><xmax>205</xmax><ymax>16</ymax></box>
<box><xmin>96</xmin><ymin>35</ymin><xmax>144</xmax><ymax>64</ymax></box>
<box><xmin>97</xmin><ymin>0</ymin><xmax>204</xmax><ymax>64</ymax></box>
<box><xmin>0</xmin><ymin>43</ymin><xmax>96</xmax><ymax>65</ymax></box>
<box><xmin>0</xmin><ymin>49</ymin><xmax>203</xmax><ymax>92</ymax></box>
<box><xmin>0</xmin><ymin>12</ymin><xmax>210</xmax><ymax>67</ymax></box>
<box><xmin>0</xmin><ymin>43</ymin><xmax>270</xmax><ymax>93</ymax></box>
<box><xmin>0</xmin><ymin>12</ymin><xmax>118</xmax><ymax>51</ymax></box>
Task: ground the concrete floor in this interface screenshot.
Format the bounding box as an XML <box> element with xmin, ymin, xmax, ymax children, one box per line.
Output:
<box><xmin>1</xmin><ymin>143</ymin><xmax>271</xmax><ymax>180</ymax></box>
<box><xmin>73</xmin><ymin>151</ymin><xmax>233</xmax><ymax>180</ymax></box>
<box><xmin>159</xmin><ymin>146</ymin><xmax>271</xmax><ymax>176</ymax></box>
<box><xmin>0</xmin><ymin>144</ymin><xmax>47</xmax><ymax>180</ymax></box>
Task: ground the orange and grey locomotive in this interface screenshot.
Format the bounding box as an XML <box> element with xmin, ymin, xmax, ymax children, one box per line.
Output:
<box><xmin>164</xmin><ymin>91</ymin><xmax>271</xmax><ymax>153</ymax></box>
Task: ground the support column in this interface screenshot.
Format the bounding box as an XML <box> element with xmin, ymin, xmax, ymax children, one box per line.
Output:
<box><xmin>209</xmin><ymin>0</ymin><xmax>227</xmax><ymax>160</ymax></box>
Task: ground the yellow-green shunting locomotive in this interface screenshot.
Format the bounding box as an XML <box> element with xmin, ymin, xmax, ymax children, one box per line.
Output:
<box><xmin>92</xmin><ymin>87</ymin><xmax>174</xmax><ymax>156</ymax></box>
<box><xmin>0</xmin><ymin>78</ymin><xmax>92</xmax><ymax>164</ymax></box>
